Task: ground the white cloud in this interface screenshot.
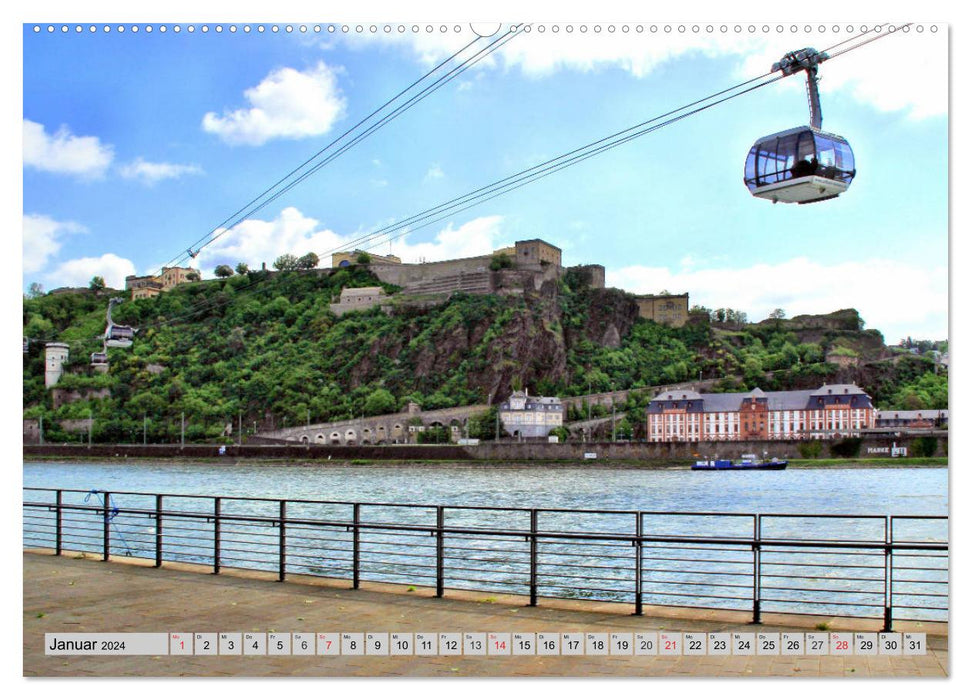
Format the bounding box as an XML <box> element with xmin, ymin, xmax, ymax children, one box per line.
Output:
<box><xmin>119</xmin><ymin>158</ymin><xmax>203</xmax><ymax>185</ymax></box>
<box><xmin>23</xmin><ymin>120</ymin><xmax>114</xmax><ymax>178</ymax></box>
<box><xmin>22</xmin><ymin>214</ymin><xmax>86</xmax><ymax>275</ymax></box>
<box><xmin>424</xmin><ymin>164</ymin><xmax>445</xmax><ymax>181</ymax></box>
<box><xmin>194</xmin><ymin>207</ymin><xmax>507</xmax><ymax>273</ymax></box>
<box><xmin>608</xmin><ymin>256</ymin><xmax>948</xmax><ymax>342</ymax></box>
<box><xmin>392</xmin><ymin>215</ymin><xmax>507</xmax><ymax>263</ymax></box>
<box><xmin>734</xmin><ymin>28</ymin><xmax>947</xmax><ymax>121</ymax></box>
<box><xmin>357</xmin><ymin>24</ymin><xmax>945</xmax><ymax>120</ymax></box>
<box><xmin>202</xmin><ymin>62</ymin><xmax>347</xmax><ymax>146</ymax></box>
<box><xmin>45</xmin><ymin>253</ymin><xmax>137</xmax><ymax>290</ymax></box>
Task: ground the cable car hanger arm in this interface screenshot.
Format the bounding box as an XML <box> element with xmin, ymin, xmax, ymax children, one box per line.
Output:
<box><xmin>772</xmin><ymin>47</ymin><xmax>829</xmax><ymax>130</ymax></box>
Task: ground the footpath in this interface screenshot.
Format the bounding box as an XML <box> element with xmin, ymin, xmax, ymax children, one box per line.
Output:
<box><xmin>23</xmin><ymin>552</ymin><xmax>948</xmax><ymax>678</ymax></box>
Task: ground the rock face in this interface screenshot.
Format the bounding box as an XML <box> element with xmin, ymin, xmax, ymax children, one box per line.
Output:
<box><xmin>345</xmin><ymin>277</ymin><xmax>642</xmax><ymax>404</ymax></box>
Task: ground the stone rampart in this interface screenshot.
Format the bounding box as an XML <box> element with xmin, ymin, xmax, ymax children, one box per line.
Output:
<box><xmin>259</xmin><ymin>404</ymin><xmax>491</xmax><ymax>445</ymax></box>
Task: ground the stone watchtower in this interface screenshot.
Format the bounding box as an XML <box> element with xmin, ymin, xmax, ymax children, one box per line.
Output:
<box><xmin>45</xmin><ymin>342</ymin><xmax>70</xmax><ymax>388</ymax></box>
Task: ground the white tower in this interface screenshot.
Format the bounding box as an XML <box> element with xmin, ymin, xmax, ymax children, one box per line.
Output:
<box><xmin>45</xmin><ymin>342</ymin><xmax>70</xmax><ymax>388</ymax></box>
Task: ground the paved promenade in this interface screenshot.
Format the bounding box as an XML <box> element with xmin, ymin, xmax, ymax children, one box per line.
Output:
<box><xmin>23</xmin><ymin>552</ymin><xmax>948</xmax><ymax>678</ymax></box>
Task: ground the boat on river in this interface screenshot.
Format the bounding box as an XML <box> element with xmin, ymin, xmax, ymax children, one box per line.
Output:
<box><xmin>692</xmin><ymin>454</ymin><xmax>788</xmax><ymax>471</ymax></box>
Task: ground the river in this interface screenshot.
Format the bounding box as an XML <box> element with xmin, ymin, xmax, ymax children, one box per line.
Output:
<box><xmin>23</xmin><ymin>461</ymin><xmax>947</xmax><ymax>515</ymax></box>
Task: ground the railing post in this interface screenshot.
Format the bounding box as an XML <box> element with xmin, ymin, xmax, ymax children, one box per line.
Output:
<box><xmin>634</xmin><ymin>512</ymin><xmax>643</xmax><ymax>616</ymax></box>
<box><xmin>55</xmin><ymin>490</ymin><xmax>63</xmax><ymax>556</ymax></box>
<box><xmin>102</xmin><ymin>491</ymin><xmax>111</xmax><ymax>561</ymax></box>
<box><xmin>529</xmin><ymin>509</ymin><xmax>538</xmax><ymax>607</ymax></box>
<box><xmin>279</xmin><ymin>499</ymin><xmax>287</xmax><ymax>582</ymax></box>
<box><xmin>435</xmin><ymin>506</ymin><xmax>445</xmax><ymax>598</ymax></box>
<box><xmin>213</xmin><ymin>497</ymin><xmax>221</xmax><ymax>574</ymax></box>
<box><xmin>155</xmin><ymin>494</ymin><xmax>163</xmax><ymax>567</ymax></box>
<box><xmin>352</xmin><ymin>503</ymin><xmax>361</xmax><ymax>590</ymax></box>
<box><xmin>884</xmin><ymin>516</ymin><xmax>893</xmax><ymax>632</ymax></box>
<box><xmin>752</xmin><ymin>514</ymin><xmax>761</xmax><ymax>624</ymax></box>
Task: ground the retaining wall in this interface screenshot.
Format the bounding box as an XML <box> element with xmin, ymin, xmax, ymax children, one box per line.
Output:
<box><xmin>23</xmin><ymin>433</ymin><xmax>947</xmax><ymax>462</ymax></box>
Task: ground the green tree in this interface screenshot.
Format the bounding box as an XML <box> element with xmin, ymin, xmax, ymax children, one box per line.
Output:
<box><xmin>363</xmin><ymin>388</ymin><xmax>397</xmax><ymax>416</ymax></box>
<box><xmin>235</xmin><ymin>262</ymin><xmax>250</xmax><ymax>275</ymax></box>
<box><xmin>26</xmin><ymin>282</ymin><xmax>45</xmax><ymax>298</ymax></box>
<box><xmin>356</xmin><ymin>252</ymin><xmax>372</xmax><ymax>265</ymax></box>
<box><xmin>489</xmin><ymin>253</ymin><xmax>513</xmax><ymax>271</ymax></box>
<box><xmin>297</xmin><ymin>252</ymin><xmax>320</xmax><ymax>270</ymax></box>
<box><xmin>89</xmin><ymin>276</ymin><xmax>106</xmax><ymax>291</ymax></box>
<box><xmin>274</xmin><ymin>254</ymin><xmax>300</xmax><ymax>271</ymax></box>
<box><xmin>214</xmin><ymin>264</ymin><xmax>234</xmax><ymax>278</ymax></box>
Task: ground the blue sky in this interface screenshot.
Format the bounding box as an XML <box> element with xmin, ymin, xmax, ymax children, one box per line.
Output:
<box><xmin>21</xmin><ymin>18</ymin><xmax>948</xmax><ymax>344</ymax></box>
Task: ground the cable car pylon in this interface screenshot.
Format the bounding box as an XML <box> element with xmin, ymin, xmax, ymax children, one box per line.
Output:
<box><xmin>744</xmin><ymin>47</ymin><xmax>856</xmax><ymax>204</ymax></box>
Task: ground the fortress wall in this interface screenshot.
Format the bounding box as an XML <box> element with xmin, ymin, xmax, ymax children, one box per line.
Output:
<box><xmin>369</xmin><ymin>256</ymin><xmax>494</xmax><ymax>288</ymax></box>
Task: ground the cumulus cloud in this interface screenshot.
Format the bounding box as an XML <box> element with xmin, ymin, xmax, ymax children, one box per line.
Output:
<box><xmin>46</xmin><ymin>253</ymin><xmax>137</xmax><ymax>290</ymax></box>
<box><xmin>355</xmin><ymin>24</ymin><xmax>945</xmax><ymax>120</ymax></box>
<box><xmin>119</xmin><ymin>158</ymin><xmax>203</xmax><ymax>185</ymax></box>
<box><xmin>23</xmin><ymin>120</ymin><xmax>114</xmax><ymax>178</ymax></box>
<box><xmin>194</xmin><ymin>206</ymin><xmax>507</xmax><ymax>274</ymax></box>
<box><xmin>202</xmin><ymin>62</ymin><xmax>347</xmax><ymax>145</ymax></box>
<box><xmin>734</xmin><ymin>28</ymin><xmax>947</xmax><ymax>121</ymax></box>
<box><xmin>608</xmin><ymin>256</ymin><xmax>948</xmax><ymax>342</ymax></box>
<box><xmin>392</xmin><ymin>215</ymin><xmax>507</xmax><ymax>263</ymax></box>
<box><xmin>22</xmin><ymin>214</ymin><xmax>86</xmax><ymax>274</ymax></box>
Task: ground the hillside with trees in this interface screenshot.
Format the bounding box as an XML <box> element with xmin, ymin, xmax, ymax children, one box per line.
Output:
<box><xmin>23</xmin><ymin>264</ymin><xmax>946</xmax><ymax>443</ymax></box>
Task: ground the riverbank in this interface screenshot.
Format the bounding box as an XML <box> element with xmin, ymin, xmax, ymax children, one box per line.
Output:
<box><xmin>23</xmin><ymin>449</ymin><xmax>947</xmax><ymax>469</ymax></box>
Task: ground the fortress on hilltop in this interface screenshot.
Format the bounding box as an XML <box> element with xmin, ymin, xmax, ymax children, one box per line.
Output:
<box><xmin>330</xmin><ymin>238</ymin><xmax>689</xmax><ymax>325</ymax></box>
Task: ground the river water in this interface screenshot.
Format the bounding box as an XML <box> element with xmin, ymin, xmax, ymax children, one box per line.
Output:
<box><xmin>23</xmin><ymin>462</ymin><xmax>949</xmax><ymax>622</ymax></box>
<box><xmin>22</xmin><ymin>461</ymin><xmax>948</xmax><ymax>515</ymax></box>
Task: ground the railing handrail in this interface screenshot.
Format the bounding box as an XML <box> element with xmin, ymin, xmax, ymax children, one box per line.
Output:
<box><xmin>21</xmin><ymin>486</ymin><xmax>948</xmax><ymax>522</ymax></box>
<box><xmin>23</xmin><ymin>499</ymin><xmax>949</xmax><ymax>551</ymax></box>
<box><xmin>23</xmin><ymin>486</ymin><xmax>948</xmax><ymax>631</ymax></box>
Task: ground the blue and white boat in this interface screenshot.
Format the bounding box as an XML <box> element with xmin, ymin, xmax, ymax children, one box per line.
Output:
<box><xmin>692</xmin><ymin>453</ymin><xmax>788</xmax><ymax>471</ymax></box>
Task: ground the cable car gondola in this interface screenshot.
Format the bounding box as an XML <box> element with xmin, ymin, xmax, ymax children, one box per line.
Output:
<box><xmin>744</xmin><ymin>48</ymin><xmax>856</xmax><ymax>204</ymax></box>
<box><xmin>90</xmin><ymin>350</ymin><xmax>108</xmax><ymax>366</ymax></box>
<box><xmin>104</xmin><ymin>297</ymin><xmax>137</xmax><ymax>349</ymax></box>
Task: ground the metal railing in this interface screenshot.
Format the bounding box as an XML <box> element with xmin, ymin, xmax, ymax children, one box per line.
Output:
<box><xmin>22</xmin><ymin>488</ymin><xmax>947</xmax><ymax>631</ymax></box>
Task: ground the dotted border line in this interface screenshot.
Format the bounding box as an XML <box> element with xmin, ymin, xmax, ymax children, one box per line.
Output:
<box><xmin>31</xmin><ymin>23</ymin><xmax>938</xmax><ymax>35</ymax></box>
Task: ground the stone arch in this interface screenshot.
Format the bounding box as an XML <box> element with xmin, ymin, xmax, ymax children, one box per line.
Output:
<box><xmin>315</xmin><ymin>433</ymin><xmax>326</xmax><ymax>444</ymax></box>
<box><xmin>344</xmin><ymin>428</ymin><xmax>357</xmax><ymax>445</ymax></box>
<box><xmin>330</xmin><ymin>431</ymin><xmax>342</xmax><ymax>445</ymax></box>
<box><xmin>300</xmin><ymin>435</ymin><xmax>310</xmax><ymax>444</ymax></box>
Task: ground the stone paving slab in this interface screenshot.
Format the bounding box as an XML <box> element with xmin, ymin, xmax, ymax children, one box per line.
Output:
<box><xmin>23</xmin><ymin>552</ymin><xmax>948</xmax><ymax>678</ymax></box>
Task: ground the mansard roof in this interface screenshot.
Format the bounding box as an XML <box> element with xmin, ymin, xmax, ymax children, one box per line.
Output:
<box><xmin>648</xmin><ymin>384</ymin><xmax>873</xmax><ymax>413</ymax></box>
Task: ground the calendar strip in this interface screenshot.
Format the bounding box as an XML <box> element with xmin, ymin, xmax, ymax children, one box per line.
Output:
<box><xmin>44</xmin><ymin>632</ymin><xmax>927</xmax><ymax>656</ymax></box>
